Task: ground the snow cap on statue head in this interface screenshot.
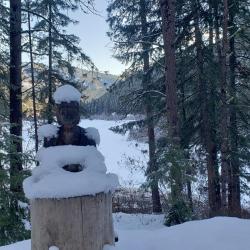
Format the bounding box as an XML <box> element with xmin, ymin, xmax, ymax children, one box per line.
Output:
<box><xmin>53</xmin><ymin>84</ymin><xmax>81</xmax><ymax>126</ymax></box>
<box><xmin>53</xmin><ymin>84</ymin><xmax>81</xmax><ymax>104</ymax></box>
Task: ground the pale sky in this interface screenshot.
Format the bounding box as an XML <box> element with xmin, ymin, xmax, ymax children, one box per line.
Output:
<box><xmin>68</xmin><ymin>0</ymin><xmax>126</xmax><ymax>76</ymax></box>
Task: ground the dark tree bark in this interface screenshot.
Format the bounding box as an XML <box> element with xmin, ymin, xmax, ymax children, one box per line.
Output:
<box><xmin>139</xmin><ymin>0</ymin><xmax>162</xmax><ymax>213</ymax></box>
<box><xmin>160</xmin><ymin>0</ymin><xmax>183</xmax><ymax>201</ymax></box>
<box><xmin>194</xmin><ymin>0</ymin><xmax>221</xmax><ymax>217</ymax></box>
<box><xmin>27</xmin><ymin>2</ymin><xmax>39</xmax><ymax>152</ymax></box>
<box><xmin>228</xmin><ymin>0</ymin><xmax>241</xmax><ymax>217</ymax></box>
<box><xmin>179</xmin><ymin>46</ymin><xmax>193</xmax><ymax>211</ymax></box>
<box><xmin>9</xmin><ymin>0</ymin><xmax>23</xmax><ymax>193</ymax></box>
<box><xmin>160</xmin><ymin>0</ymin><xmax>180</xmax><ymax>145</ymax></box>
<box><xmin>181</xmin><ymin>83</ymin><xmax>193</xmax><ymax>211</ymax></box>
<box><xmin>207</xmin><ymin>0</ymin><xmax>223</xmax><ymax>217</ymax></box>
<box><xmin>218</xmin><ymin>0</ymin><xmax>230</xmax><ymax>214</ymax></box>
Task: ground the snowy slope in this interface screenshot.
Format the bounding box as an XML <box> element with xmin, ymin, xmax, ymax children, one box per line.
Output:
<box><xmin>80</xmin><ymin>119</ymin><xmax>147</xmax><ymax>186</ymax></box>
<box><xmin>112</xmin><ymin>216</ymin><xmax>250</xmax><ymax>250</ymax></box>
<box><xmin>1</xmin><ymin>214</ymin><xmax>250</xmax><ymax>250</ymax></box>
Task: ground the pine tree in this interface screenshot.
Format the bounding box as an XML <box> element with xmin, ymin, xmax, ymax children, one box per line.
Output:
<box><xmin>26</xmin><ymin>0</ymin><xmax>38</xmax><ymax>152</ymax></box>
<box><xmin>107</xmin><ymin>0</ymin><xmax>162</xmax><ymax>212</ymax></box>
<box><xmin>9</xmin><ymin>0</ymin><xmax>22</xmax><ymax>193</ymax></box>
<box><xmin>227</xmin><ymin>0</ymin><xmax>250</xmax><ymax>216</ymax></box>
<box><xmin>227</xmin><ymin>0</ymin><xmax>241</xmax><ymax>217</ymax></box>
<box><xmin>0</xmin><ymin>0</ymin><xmax>31</xmax><ymax>245</ymax></box>
<box><xmin>160</xmin><ymin>0</ymin><xmax>186</xmax><ymax>208</ymax></box>
<box><xmin>92</xmin><ymin>0</ymin><xmax>250</xmax><ymax>220</ymax></box>
<box><xmin>192</xmin><ymin>0</ymin><xmax>221</xmax><ymax>216</ymax></box>
<box><xmin>24</xmin><ymin>0</ymin><xmax>93</xmax><ymax>123</ymax></box>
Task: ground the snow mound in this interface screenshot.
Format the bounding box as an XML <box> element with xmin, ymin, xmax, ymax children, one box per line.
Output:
<box><xmin>49</xmin><ymin>247</ymin><xmax>59</xmax><ymax>250</ymax></box>
<box><xmin>53</xmin><ymin>84</ymin><xmax>81</xmax><ymax>104</ymax></box>
<box><xmin>1</xmin><ymin>215</ymin><xmax>250</xmax><ymax>250</ymax></box>
<box><xmin>23</xmin><ymin>145</ymin><xmax>119</xmax><ymax>199</ymax></box>
<box><xmin>103</xmin><ymin>245</ymin><xmax>115</xmax><ymax>250</ymax></box>
<box><xmin>113</xmin><ymin>213</ymin><xmax>165</xmax><ymax>230</ymax></box>
<box><xmin>85</xmin><ymin>127</ymin><xmax>100</xmax><ymax>145</ymax></box>
<box><xmin>38</xmin><ymin>124</ymin><xmax>58</xmax><ymax>140</ymax></box>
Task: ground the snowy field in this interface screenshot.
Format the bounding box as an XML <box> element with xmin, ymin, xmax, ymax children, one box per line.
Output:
<box><xmin>79</xmin><ymin>119</ymin><xmax>147</xmax><ymax>186</ymax></box>
<box><xmin>1</xmin><ymin>213</ymin><xmax>250</xmax><ymax>250</ymax></box>
<box><xmin>23</xmin><ymin>119</ymin><xmax>148</xmax><ymax>187</ymax></box>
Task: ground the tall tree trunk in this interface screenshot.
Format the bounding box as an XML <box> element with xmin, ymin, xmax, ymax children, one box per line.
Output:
<box><xmin>48</xmin><ymin>2</ymin><xmax>53</xmax><ymax>124</ymax></box>
<box><xmin>228</xmin><ymin>0</ymin><xmax>241</xmax><ymax>217</ymax></box>
<box><xmin>208</xmin><ymin>0</ymin><xmax>222</xmax><ymax>217</ymax></box>
<box><xmin>140</xmin><ymin>0</ymin><xmax>162</xmax><ymax>213</ymax></box>
<box><xmin>179</xmin><ymin>46</ymin><xmax>193</xmax><ymax>211</ymax></box>
<box><xmin>28</xmin><ymin>2</ymin><xmax>39</xmax><ymax>152</ymax></box>
<box><xmin>160</xmin><ymin>0</ymin><xmax>182</xmax><ymax>202</ymax></box>
<box><xmin>9</xmin><ymin>0</ymin><xmax>23</xmax><ymax>193</ymax></box>
<box><xmin>218</xmin><ymin>0</ymin><xmax>230</xmax><ymax>214</ymax></box>
<box><xmin>181</xmin><ymin>83</ymin><xmax>193</xmax><ymax>211</ymax></box>
<box><xmin>195</xmin><ymin>0</ymin><xmax>221</xmax><ymax>217</ymax></box>
<box><xmin>160</xmin><ymin>0</ymin><xmax>180</xmax><ymax>145</ymax></box>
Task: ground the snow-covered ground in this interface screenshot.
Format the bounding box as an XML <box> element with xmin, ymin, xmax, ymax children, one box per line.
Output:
<box><xmin>79</xmin><ymin>119</ymin><xmax>147</xmax><ymax>186</ymax></box>
<box><xmin>23</xmin><ymin>119</ymin><xmax>148</xmax><ymax>187</ymax></box>
<box><xmin>1</xmin><ymin>214</ymin><xmax>250</xmax><ymax>250</ymax></box>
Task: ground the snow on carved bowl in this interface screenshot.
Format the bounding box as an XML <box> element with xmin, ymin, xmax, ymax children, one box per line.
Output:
<box><xmin>23</xmin><ymin>145</ymin><xmax>119</xmax><ymax>199</ymax></box>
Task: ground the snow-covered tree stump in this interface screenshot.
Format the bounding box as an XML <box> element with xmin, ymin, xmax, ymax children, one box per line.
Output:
<box><xmin>31</xmin><ymin>192</ymin><xmax>114</xmax><ymax>250</ymax></box>
<box><xmin>23</xmin><ymin>145</ymin><xmax>119</xmax><ymax>250</ymax></box>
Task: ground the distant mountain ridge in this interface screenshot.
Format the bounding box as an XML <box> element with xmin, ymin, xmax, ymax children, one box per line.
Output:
<box><xmin>22</xmin><ymin>64</ymin><xmax>119</xmax><ymax>101</ymax></box>
<box><xmin>75</xmin><ymin>68</ymin><xmax>119</xmax><ymax>100</ymax></box>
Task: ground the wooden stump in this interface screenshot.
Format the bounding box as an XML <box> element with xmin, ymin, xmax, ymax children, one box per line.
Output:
<box><xmin>31</xmin><ymin>192</ymin><xmax>114</xmax><ymax>250</ymax></box>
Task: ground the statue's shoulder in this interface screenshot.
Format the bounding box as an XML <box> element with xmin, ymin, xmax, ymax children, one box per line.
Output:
<box><xmin>38</xmin><ymin>124</ymin><xmax>59</xmax><ymax>148</ymax></box>
<box><xmin>77</xmin><ymin>126</ymin><xmax>99</xmax><ymax>146</ymax></box>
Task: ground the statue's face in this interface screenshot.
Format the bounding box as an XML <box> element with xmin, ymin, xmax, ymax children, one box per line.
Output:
<box><xmin>56</xmin><ymin>102</ymin><xmax>80</xmax><ymax>127</ymax></box>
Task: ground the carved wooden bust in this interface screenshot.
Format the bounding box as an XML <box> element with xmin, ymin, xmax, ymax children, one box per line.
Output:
<box><xmin>43</xmin><ymin>101</ymin><xmax>96</xmax><ymax>172</ymax></box>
